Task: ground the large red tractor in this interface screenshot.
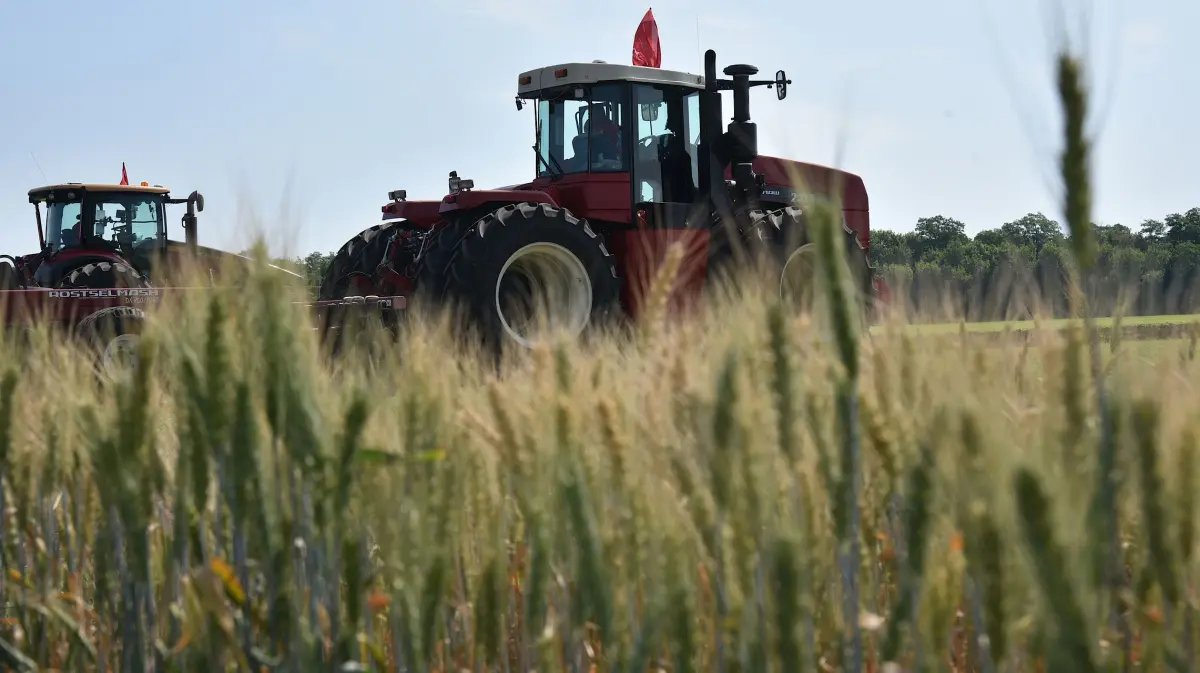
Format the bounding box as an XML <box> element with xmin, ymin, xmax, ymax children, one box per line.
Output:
<box><xmin>320</xmin><ymin>49</ymin><xmax>880</xmax><ymax>351</ymax></box>
<box><xmin>4</xmin><ymin>182</ymin><xmax>303</xmax><ymax>291</ymax></box>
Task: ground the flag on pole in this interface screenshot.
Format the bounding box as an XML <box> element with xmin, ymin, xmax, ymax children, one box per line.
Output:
<box><xmin>119</xmin><ymin>162</ymin><xmax>129</xmax><ymax>185</ymax></box>
<box><xmin>632</xmin><ymin>8</ymin><xmax>661</xmax><ymax>68</ymax></box>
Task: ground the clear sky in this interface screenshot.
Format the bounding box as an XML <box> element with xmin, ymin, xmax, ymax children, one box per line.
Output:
<box><xmin>0</xmin><ymin>0</ymin><xmax>1194</xmax><ymax>260</ymax></box>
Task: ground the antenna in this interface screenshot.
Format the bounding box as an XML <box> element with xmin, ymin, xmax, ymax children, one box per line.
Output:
<box><xmin>29</xmin><ymin>152</ymin><xmax>46</xmax><ymax>182</ymax></box>
<box><xmin>695</xmin><ymin>17</ymin><xmax>701</xmax><ymax>74</ymax></box>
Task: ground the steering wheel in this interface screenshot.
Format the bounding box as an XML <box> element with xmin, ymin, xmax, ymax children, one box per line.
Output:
<box><xmin>636</xmin><ymin>134</ymin><xmax>664</xmax><ymax>163</ymax></box>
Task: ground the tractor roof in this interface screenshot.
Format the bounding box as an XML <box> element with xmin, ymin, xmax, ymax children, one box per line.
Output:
<box><xmin>28</xmin><ymin>183</ymin><xmax>172</xmax><ymax>201</ymax></box>
<box><xmin>517</xmin><ymin>61</ymin><xmax>704</xmax><ymax>98</ymax></box>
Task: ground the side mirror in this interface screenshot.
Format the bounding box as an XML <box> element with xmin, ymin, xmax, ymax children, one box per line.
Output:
<box><xmin>775</xmin><ymin>70</ymin><xmax>790</xmax><ymax>100</ymax></box>
<box><xmin>640</xmin><ymin>103</ymin><xmax>660</xmax><ymax>122</ymax></box>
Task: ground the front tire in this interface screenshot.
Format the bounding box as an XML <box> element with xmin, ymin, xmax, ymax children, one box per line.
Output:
<box><xmin>440</xmin><ymin>202</ymin><xmax>620</xmax><ymax>353</ymax></box>
<box><xmin>747</xmin><ymin>206</ymin><xmax>872</xmax><ymax>317</ymax></box>
<box><xmin>76</xmin><ymin>306</ymin><xmax>146</xmax><ymax>381</ymax></box>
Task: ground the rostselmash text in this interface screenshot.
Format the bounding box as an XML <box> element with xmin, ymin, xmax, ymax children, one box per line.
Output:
<box><xmin>48</xmin><ymin>289</ymin><xmax>161</xmax><ymax>299</ymax></box>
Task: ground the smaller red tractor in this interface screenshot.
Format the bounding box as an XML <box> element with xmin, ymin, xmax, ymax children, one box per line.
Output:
<box><xmin>321</xmin><ymin>48</ymin><xmax>884</xmax><ymax>352</ymax></box>
<box><xmin>3</xmin><ymin>181</ymin><xmax>304</xmax><ymax>291</ymax></box>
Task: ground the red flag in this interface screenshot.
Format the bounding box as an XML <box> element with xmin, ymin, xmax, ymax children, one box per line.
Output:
<box><xmin>632</xmin><ymin>8</ymin><xmax>661</xmax><ymax>68</ymax></box>
<box><xmin>119</xmin><ymin>162</ymin><xmax>129</xmax><ymax>185</ymax></box>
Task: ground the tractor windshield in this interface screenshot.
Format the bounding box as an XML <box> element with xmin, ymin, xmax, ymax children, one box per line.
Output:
<box><xmin>536</xmin><ymin>83</ymin><xmax>629</xmax><ymax>177</ymax></box>
<box><xmin>90</xmin><ymin>194</ymin><xmax>164</xmax><ymax>249</ymax></box>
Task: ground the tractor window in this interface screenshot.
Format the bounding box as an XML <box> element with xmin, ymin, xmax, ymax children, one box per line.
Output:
<box><xmin>92</xmin><ymin>195</ymin><xmax>164</xmax><ymax>249</ymax></box>
<box><xmin>632</xmin><ymin>84</ymin><xmax>700</xmax><ymax>205</ymax></box>
<box><xmin>587</xmin><ymin>84</ymin><xmax>627</xmax><ymax>172</ymax></box>
<box><xmin>536</xmin><ymin>84</ymin><xmax>629</xmax><ymax>177</ymax></box>
<box><xmin>685</xmin><ymin>92</ymin><xmax>700</xmax><ymax>188</ymax></box>
<box><xmin>45</xmin><ymin>201</ymin><xmax>83</xmax><ymax>250</ymax></box>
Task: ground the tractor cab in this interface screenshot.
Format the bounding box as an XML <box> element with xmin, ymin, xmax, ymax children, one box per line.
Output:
<box><xmin>515</xmin><ymin>55</ymin><xmax>790</xmax><ymax>230</ymax></box>
<box><xmin>516</xmin><ymin>62</ymin><xmax>705</xmax><ymax>224</ymax></box>
<box><xmin>27</xmin><ymin>182</ymin><xmax>203</xmax><ymax>286</ymax></box>
<box><xmin>38</xmin><ymin>184</ymin><xmax>167</xmax><ymax>253</ymax></box>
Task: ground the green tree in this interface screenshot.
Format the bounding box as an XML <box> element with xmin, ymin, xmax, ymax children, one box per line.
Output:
<box><xmin>1000</xmin><ymin>212</ymin><xmax>1063</xmax><ymax>252</ymax></box>
<box><xmin>1137</xmin><ymin>218</ymin><xmax>1166</xmax><ymax>249</ymax></box>
<box><xmin>869</xmin><ymin>229</ymin><xmax>913</xmax><ymax>267</ymax></box>
<box><xmin>1166</xmin><ymin>208</ymin><xmax>1200</xmax><ymax>246</ymax></box>
<box><xmin>974</xmin><ymin>229</ymin><xmax>1006</xmax><ymax>248</ymax></box>
<box><xmin>913</xmin><ymin>215</ymin><xmax>968</xmax><ymax>260</ymax></box>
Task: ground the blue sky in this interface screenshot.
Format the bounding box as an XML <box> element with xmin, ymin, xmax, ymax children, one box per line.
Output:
<box><xmin>0</xmin><ymin>0</ymin><xmax>1193</xmax><ymax>259</ymax></box>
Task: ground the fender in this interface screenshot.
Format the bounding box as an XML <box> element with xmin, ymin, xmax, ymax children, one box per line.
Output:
<box><xmin>738</xmin><ymin>155</ymin><xmax>871</xmax><ymax>253</ymax></box>
<box><xmin>170</xmin><ymin>241</ymin><xmax>303</xmax><ymax>275</ymax></box>
<box><xmin>758</xmin><ymin>184</ymin><xmax>799</xmax><ymax>206</ymax></box>
<box><xmin>381</xmin><ymin>199</ymin><xmax>444</xmax><ymax>228</ymax></box>
<box><xmin>438</xmin><ymin>188</ymin><xmax>559</xmax><ymax>214</ymax></box>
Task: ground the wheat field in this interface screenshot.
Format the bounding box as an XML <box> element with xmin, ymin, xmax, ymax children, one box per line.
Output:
<box><xmin>0</xmin><ymin>43</ymin><xmax>1193</xmax><ymax>673</ymax></box>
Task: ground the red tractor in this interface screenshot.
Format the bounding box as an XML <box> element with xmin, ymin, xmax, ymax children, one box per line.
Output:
<box><xmin>4</xmin><ymin>181</ymin><xmax>304</xmax><ymax>291</ymax></box>
<box><xmin>0</xmin><ymin>181</ymin><xmax>399</xmax><ymax>377</ymax></box>
<box><xmin>320</xmin><ymin>48</ymin><xmax>881</xmax><ymax>351</ymax></box>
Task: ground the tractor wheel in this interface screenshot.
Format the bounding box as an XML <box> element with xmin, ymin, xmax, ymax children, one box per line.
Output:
<box><xmin>318</xmin><ymin>221</ymin><xmax>405</xmax><ymax>300</ymax></box>
<box><xmin>440</xmin><ymin>202</ymin><xmax>620</xmax><ymax>353</ymax></box>
<box><xmin>58</xmin><ymin>262</ymin><xmax>150</xmax><ymax>289</ymax></box>
<box><xmin>75</xmin><ymin>306</ymin><xmax>147</xmax><ymax>381</ymax></box>
<box><xmin>705</xmin><ymin>208</ymin><xmax>758</xmax><ymax>288</ymax></box>
<box><xmin>0</xmin><ymin>262</ymin><xmax>20</xmax><ymax>290</ymax></box>
<box><xmin>746</xmin><ymin>206</ymin><xmax>872</xmax><ymax>316</ymax></box>
<box><xmin>414</xmin><ymin>215</ymin><xmax>482</xmax><ymax>303</ymax></box>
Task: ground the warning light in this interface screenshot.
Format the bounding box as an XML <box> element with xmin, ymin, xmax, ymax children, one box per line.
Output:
<box><xmin>140</xmin><ymin>182</ymin><xmax>149</xmax><ymax>186</ymax></box>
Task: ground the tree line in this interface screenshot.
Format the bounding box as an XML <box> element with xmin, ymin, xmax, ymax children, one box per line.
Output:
<box><xmin>282</xmin><ymin>206</ymin><xmax>1200</xmax><ymax>320</ymax></box>
<box><xmin>870</xmin><ymin>207</ymin><xmax>1200</xmax><ymax>320</ymax></box>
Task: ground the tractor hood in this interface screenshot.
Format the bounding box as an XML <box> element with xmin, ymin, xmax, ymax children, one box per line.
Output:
<box><xmin>164</xmin><ymin>240</ymin><xmax>305</xmax><ymax>281</ymax></box>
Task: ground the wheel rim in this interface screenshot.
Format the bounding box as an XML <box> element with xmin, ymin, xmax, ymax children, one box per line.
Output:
<box><xmin>779</xmin><ymin>243</ymin><xmax>820</xmax><ymax>312</ymax></box>
<box><xmin>495</xmin><ymin>242</ymin><xmax>593</xmax><ymax>349</ymax></box>
<box><xmin>101</xmin><ymin>333</ymin><xmax>140</xmax><ymax>376</ymax></box>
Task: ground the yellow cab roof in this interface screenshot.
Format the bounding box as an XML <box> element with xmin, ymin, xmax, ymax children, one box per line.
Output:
<box><xmin>28</xmin><ymin>183</ymin><xmax>171</xmax><ymax>201</ymax></box>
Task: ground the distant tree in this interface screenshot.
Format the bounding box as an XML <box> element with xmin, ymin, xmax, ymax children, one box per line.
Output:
<box><xmin>1166</xmin><ymin>208</ymin><xmax>1200</xmax><ymax>246</ymax></box>
<box><xmin>300</xmin><ymin>251</ymin><xmax>334</xmax><ymax>283</ymax></box>
<box><xmin>868</xmin><ymin>229</ymin><xmax>912</xmax><ymax>267</ymax></box>
<box><xmin>912</xmin><ymin>215</ymin><xmax>968</xmax><ymax>260</ymax></box>
<box><xmin>974</xmin><ymin>229</ymin><xmax>1006</xmax><ymax>248</ymax></box>
<box><xmin>1000</xmin><ymin>212</ymin><xmax>1062</xmax><ymax>252</ymax></box>
<box><xmin>1138</xmin><ymin>218</ymin><xmax>1167</xmax><ymax>249</ymax></box>
<box><xmin>1093</xmin><ymin>222</ymin><xmax>1134</xmax><ymax>249</ymax></box>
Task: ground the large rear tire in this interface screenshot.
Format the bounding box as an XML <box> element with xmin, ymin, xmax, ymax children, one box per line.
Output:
<box><xmin>440</xmin><ymin>202</ymin><xmax>620</xmax><ymax>353</ymax></box>
<box><xmin>413</xmin><ymin>215</ymin><xmax>482</xmax><ymax>304</ymax></box>
<box><xmin>57</xmin><ymin>261</ymin><xmax>150</xmax><ymax>289</ymax></box>
<box><xmin>318</xmin><ymin>221</ymin><xmax>405</xmax><ymax>300</ymax></box>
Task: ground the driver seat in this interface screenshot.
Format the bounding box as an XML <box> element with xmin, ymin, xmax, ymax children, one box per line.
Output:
<box><xmin>571</xmin><ymin>135</ymin><xmax>589</xmax><ymax>171</ymax></box>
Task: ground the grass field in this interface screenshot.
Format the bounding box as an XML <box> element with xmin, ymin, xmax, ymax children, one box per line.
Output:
<box><xmin>1</xmin><ymin>250</ymin><xmax>1196</xmax><ymax>672</ymax></box>
<box><xmin>0</xmin><ymin>39</ymin><xmax>1192</xmax><ymax>673</ymax></box>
